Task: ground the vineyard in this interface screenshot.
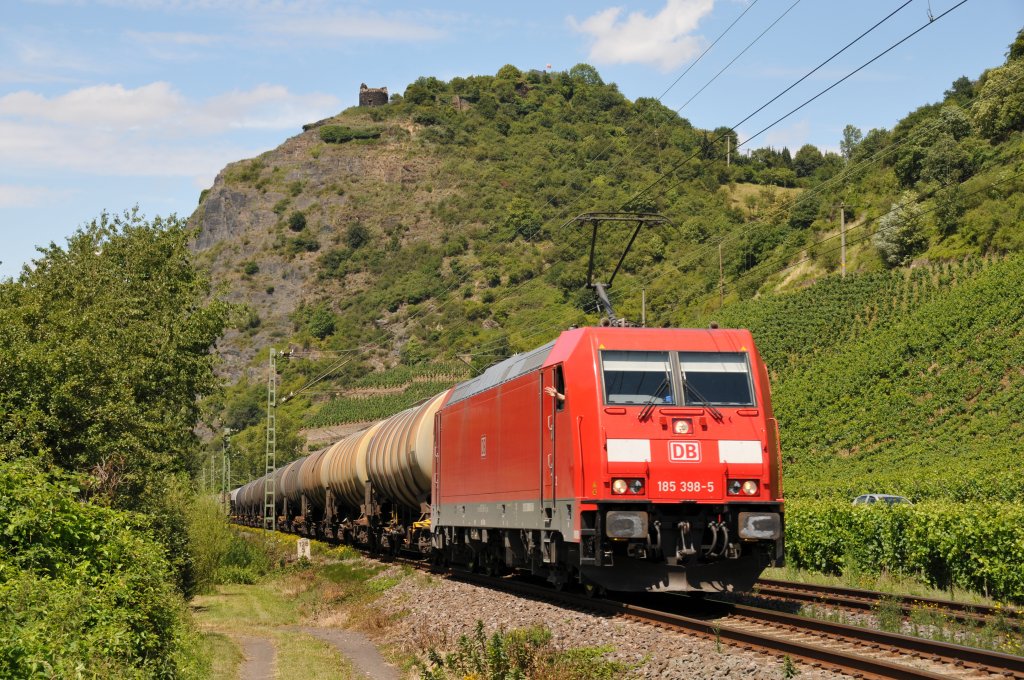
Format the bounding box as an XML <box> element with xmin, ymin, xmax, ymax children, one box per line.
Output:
<box><xmin>786</xmin><ymin>499</ymin><xmax>1024</xmax><ymax>601</ymax></box>
<box><xmin>306</xmin><ymin>380</ymin><xmax>456</xmax><ymax>428</ymax></box>
<box><xmin>707</xmin><ymin>254</ymin><xmax>1024</xmax><ymax>502</ymax></box>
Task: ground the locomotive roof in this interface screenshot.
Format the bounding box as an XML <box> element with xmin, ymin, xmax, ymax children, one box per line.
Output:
<box><xmin>446</xmin><ymin>326</ymin><xmax>756</xmax><ymax>406</ymax></box>
<box><xmin>448</xmin><ymin>339</ymin><xmax>556</xmax><ymax>405</ymax></box>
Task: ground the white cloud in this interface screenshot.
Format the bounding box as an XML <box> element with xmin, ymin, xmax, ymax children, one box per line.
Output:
<box><xmin>0</xmin><ymin>82</ymin><xmax>340</xmax><ymax>177</ymax></box>
<box><xmin>569</xmin><ymin>0</ymin><xmax>714</xmax><ymax>71</ymax></box>
<box><xmin>0</xmin><ymin>184</ymin><xmax>64</xmax><ymax>208</ymax></box>
<box><xmin>0</xmin><ymin>83</ymin><xmax>185</xmax><ymax>127</ymax></box>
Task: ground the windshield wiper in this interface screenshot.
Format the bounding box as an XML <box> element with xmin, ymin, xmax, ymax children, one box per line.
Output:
<box><xmin>638</xmin><ymin>371</ymin><xmax>670</xmax><ymax>422</ymax></box>
<box><xmin>683</xmin><ymin>380</ymin><xmax>724</xmax><ymax>422</ymax></box>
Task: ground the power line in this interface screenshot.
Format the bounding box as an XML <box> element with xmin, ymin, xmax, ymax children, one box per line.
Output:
<box><xmin>266</xmin><ymin>0</ymin><xmax>977</xmax><ymax>392</ymax></box>
<box><xmin>595</xmin><ymin>64</ymin><xmax>1024</xmax><ymax>317</ymax></box>
<box><xmin>627</xmin><ymin>0</ymin><xmax>946</xmax><ymax>209</ymax></box>
<box><xmin>622</xmin><ymin>158</ymin><xmax>1024</xmax><ymax>320</ymax></box>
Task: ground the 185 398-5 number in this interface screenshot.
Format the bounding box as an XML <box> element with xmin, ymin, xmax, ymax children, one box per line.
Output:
<box><xmin>656</xmin><ymin>480</ymin><xmax>715</xmax><ymax>494</ymax></box>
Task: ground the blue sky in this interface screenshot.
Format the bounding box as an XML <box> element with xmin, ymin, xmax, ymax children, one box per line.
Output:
<box><xmin>1</xmin><ymin>0</ymin><xmax>1020</xmax><ymax>279</ymax></box>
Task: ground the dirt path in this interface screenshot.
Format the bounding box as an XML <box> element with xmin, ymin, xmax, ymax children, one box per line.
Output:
<box><xmin>236</xmin><ymin>635</ymin><xmax>275</xmax><ymax>680</ymax></box>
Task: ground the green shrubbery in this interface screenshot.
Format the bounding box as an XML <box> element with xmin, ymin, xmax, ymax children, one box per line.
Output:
<box><xmin>786</xmin><ymin>499</ymin><xmax>1024</xmax><ymax>601</ymax></box>
<box><xmin>0</xmin><ymin>460</ymin><xmax>191</xmax><ymax>678</ymax></box>
<box><xmin>185</xmin><ymin>496</ymin><xmax>287</xmax><ymax>590</ymax></box>
<box><xmin>417</xmin><ymin>620</ymin><xmax>629</xmax><ymax>680</ymax></box>
<box><xmin>318</xmin><ymin>125</ymin><xmax>382</xmax><ymax>144</ymax></box>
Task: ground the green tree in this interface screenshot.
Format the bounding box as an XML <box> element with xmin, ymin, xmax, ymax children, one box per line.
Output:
<box><xmin>307</xmin><ymin>304</ymin><xmax>336</xmax><ymax>339</ymax></box>
<box><xmin>0</xmin><ymin>209</ymin><xmax>227</xmax><ymax>503</ymax></box>
<box><xmin>346</xmin><ymin>222</ymin><xmax>370</xmax><ymax>249</ymax></box>
<box><xmin>288</xmin><ymin>210</ymin><xmax>307</xmax><ymax>232</ymax></box>
<box><xmin>873</xmin><ymin>192</ymin><xmax>926</xmax><ymax>267</ymax></box>
<box><xmin>793</xmin><ymin>144</ymin><xmax>824</xmax><ymax>178</ymax></box>
<box><xmin>840</xmin><ymin>124</ymin><xmax>862</xmax><ymax>160</ymax></box>
<box><xmin>788</xmin><ymin>193</ymin><xmax>820</xmax><ymax>229</ymax></box>
<box><xmin>971</xmin><ymin>58</ymin><xmax>1024</xmax><ymax>140</ymax></box>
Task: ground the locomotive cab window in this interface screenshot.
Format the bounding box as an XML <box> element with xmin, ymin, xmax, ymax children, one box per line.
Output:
<box><xmin>678</xmin><ymin>352</ymin><xmax>755</xmax><ymax>406</ymax></box>
<box><xmin>601</xmin><ymin>351</ymin><xmax>674</xmax><ymax>405</ymax></box>
<box><xmin>553</xmin><ymin>365</ymin><xmax>565</xmax><ymax>412</ymax></box>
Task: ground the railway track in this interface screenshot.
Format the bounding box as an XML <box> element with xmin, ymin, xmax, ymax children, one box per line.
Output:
<box><xmin>753</xmin><ymin>578</ymin><xmax>1023</xmax><ymax>631</ymax></box>
<box><xmin>389</xmin><ymin>556</ymin><xmax>1024</xmax><ymax>679</ymax></box>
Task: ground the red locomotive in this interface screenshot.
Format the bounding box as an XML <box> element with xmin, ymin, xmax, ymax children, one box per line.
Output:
<box><xmin>233</xmin><ymin>215</ymin><xmax>784</xmax><ymax>593</ymax></box>
<box><xmin>432</xmin><ymin>325</ymin><xmax>783</xmax><ymax>592</ymax></box>
<box><xmin>233</xmin><ymin>325</ymin><xmax>784</xmax><ymax>593</ymax></box>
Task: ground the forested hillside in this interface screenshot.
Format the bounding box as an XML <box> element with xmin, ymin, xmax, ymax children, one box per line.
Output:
<box><xmin>199</xmin><ymin>32</ymin><xmax>1024</xmax><ymax>492</ymax></box>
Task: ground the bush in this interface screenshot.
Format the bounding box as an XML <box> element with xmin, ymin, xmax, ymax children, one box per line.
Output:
<box><xmin>288</xmin><ymin>211</ymin><xmax>307</xmax><ymax>232</ymax></box>
<box><xmin>288</xmin><ymin>234</ymin><xmax>320</xmax><ymax>253</ymax></box>
<box><xmin>318</xmin><ymin>125</ymin><xmax>382</xmax><ymax>144</ymax></box>
<box><xmin>417</xmin><ymin>620</ymin><xmax>629</xmax><ymax>680</ymax></box>
<box><xmin>0</xmin><ymin>459</ymin><xmax>191</xmax><ymax>677</ymax></box>
<box><xmin>786</xmin><ymin>499</ymin><xmax>1024</xmax><ymax>601</ymax></box>
<box><xmin>346</xmin><ymin>222</ymin><xmax>370</xmax><ymax>250</ymax></box>
<box><xmin>243</xmin><ymin>261</ymin><xmax>259</xmax><ymax>275</ymax></box>
<box><xmin>307</xmin><ymin>305</ymin><xmax>335</xmax><ymax>339</ymax></box>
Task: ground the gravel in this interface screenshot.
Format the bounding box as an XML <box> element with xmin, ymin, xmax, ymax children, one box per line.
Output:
<box><xmin>368</xmin><ymin>565</ymin><xmax>848</xmax><ymax>680</ymax></box>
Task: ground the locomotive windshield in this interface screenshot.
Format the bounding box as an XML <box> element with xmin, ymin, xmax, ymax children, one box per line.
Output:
<box><xmin>601</xmin><ymin>351</ymin><xmax>674</xmax><ymax>405</ymax></box>
<box><xmin>679</xmin><ymin>352</ymin><xmax>755</xmax><ymax>406</ymax></box>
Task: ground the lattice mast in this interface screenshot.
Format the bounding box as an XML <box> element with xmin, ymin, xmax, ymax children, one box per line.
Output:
<box><xmin>263</xmin><ymin>348</ymin><xmax>277</xmax><ymax>530</ymax></box>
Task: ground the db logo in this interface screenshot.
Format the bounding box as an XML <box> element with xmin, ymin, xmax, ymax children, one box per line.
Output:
<box><xmin>669</xmin><ymin>441</ymin><xmax>701</xmax><ymax>463</ymax></box>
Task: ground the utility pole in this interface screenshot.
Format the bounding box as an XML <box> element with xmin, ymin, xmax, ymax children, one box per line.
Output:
<box><xmin>840</xmin><ymin>202</ymin><xmax>847</xmax><ymax>278</ymax></box>
<box><xmin>641</xmin><ymin>288</ymin><xmax>646</xmax><ymax>327</ymax></box>
<box><xmin>719</xmin><ymin>242</ymin><xmax>725</xmax><ymax>306</ymax></box>
<box><xmin>221</xmin><ymin>429</ymin><xmax>232</xmax><ymax>514</ymax></box>
<box><xmin>726</xmin><ymin>135</ymin><xmax>731</xmax><ymax>167</ymax></box>
<box><xmin>264</xmin><ymin>348</ymin><xmax>277</xmax><ymax>531</ymax></box>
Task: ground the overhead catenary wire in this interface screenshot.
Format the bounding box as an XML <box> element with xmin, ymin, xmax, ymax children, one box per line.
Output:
<box><xmin>275</xmin><ymin>0</ymin><xmax>977</xmax><ymax>390</ymax></box>
<box><xmin>349</xmin><ymin>0</ymin><xmax>801</xmax><ymax>351</ymax></box>
<box><xmin>610</xmin><ymin>157</ymin><xmax>1024</xmax><ymax>323</ymax></box>
<box><xmin>592</xmin><ymin>66</ymin><xmax>1024</xmax><ymax>321</ymax></box>
<box><xmin>626</xmin><ymin>0</ymin><xmax>948</xmax><ymax>210</ymax></box>
<box><xmin>445</xmin><ymin>0</ymin><xmax>928</xmax><ymax>350</ymax></box>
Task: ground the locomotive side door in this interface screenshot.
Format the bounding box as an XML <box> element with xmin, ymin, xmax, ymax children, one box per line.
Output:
<box><xmin>540</xmin><ymin>365</ymin><xmax>563</xmax><ymax>526</ymax></box>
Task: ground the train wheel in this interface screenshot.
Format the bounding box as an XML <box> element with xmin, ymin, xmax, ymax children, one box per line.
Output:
<box><xmin>582</xmin><ymin>580</ymin><xmax>605</xmax><ymax>599</ymax></box>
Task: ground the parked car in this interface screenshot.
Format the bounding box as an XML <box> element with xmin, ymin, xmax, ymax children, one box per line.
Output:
<box><xmin>852</xmin><ymin>494</ymin><xmax>912</xmax><ymax>506</ymax></box>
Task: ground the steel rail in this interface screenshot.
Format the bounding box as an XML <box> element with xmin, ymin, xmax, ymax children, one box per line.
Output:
<box><xmin>724</xmin><ymin>602</ymin><xmax>1024</xmax><ymax>678</ymax></box>
<box><xmin>758</xmin><ymin>578</ymin><xmax>1023</xmax><ymax>624</ymax></box>
<box><xmin>444</xmin><ymin>571</ymin><xmax>969</xmax><ymax>680</ymax></box>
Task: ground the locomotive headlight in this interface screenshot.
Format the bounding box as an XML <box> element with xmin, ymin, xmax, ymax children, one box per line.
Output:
<box><xmin>628</xmin><ymin>478</ymin><xmax>645</xmax><ymax>494</ymax></box>
<box><xmin>672</xmin><ymin>418</ymin><xmax>692</xmax><ymax>435</ymax></box>
<box><xmin>728</xmin><ymin>479</ymin><xmax>759</xmax><ymax>496</ymax></box>
<box><xmin>612</xmin><ymin>478</ymin><xmax>629</xmax><ymax>495</ymax></box>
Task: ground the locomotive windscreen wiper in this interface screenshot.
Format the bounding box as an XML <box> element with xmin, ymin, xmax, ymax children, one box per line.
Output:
<box><xmin>682</xmin><ymin>378</ymin><xmax>724</xmax><ymax>422</ymax></box>
<box><xmin>638</xmin><ymin>370</ymin><xmax>671</xmax><ymax>422</ymax></box>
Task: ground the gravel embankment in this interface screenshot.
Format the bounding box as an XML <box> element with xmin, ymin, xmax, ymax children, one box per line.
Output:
<box><xmin>369</xmin><ymin>566</ymin><xmax>847</xmax><ymax>680</ymax></box>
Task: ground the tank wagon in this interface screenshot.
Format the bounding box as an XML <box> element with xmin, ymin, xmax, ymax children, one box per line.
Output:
<box><xmin>233</xmin><ymin>325</ymin><xmax>784</xmax><ymax>593</ymax></box>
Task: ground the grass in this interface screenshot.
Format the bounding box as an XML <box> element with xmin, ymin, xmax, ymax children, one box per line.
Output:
<box><xmin>188</xmin><ymin>530</ymin><xmax>387</xmax><ymax>677</ymax></box>
<box><xmin>275</xmin><ymin>632</ymin><xmax>358</xmax><ymax>679</ymax></box>
<box><xmin>762</xmin><ymin>564</ymin><xmax>1000</xmax><ymax>607</ymax></box>
<box><xmin>762</xmin><ymin>565</ymin><xmax>1024</xmax><ymax>657</ymax></box>
<box><xmin>199</xmin><ymin>631</ymin><xmax>243</xmax><ymax>679</ymax></box>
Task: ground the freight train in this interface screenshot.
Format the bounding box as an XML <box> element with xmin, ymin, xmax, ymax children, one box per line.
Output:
<box><xmin>232</xmin><ymin>325</ymin><xmax>784</xmax><ymax>593</ymax></box>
